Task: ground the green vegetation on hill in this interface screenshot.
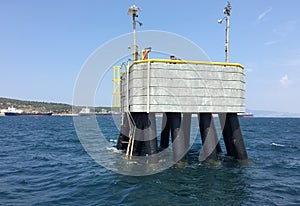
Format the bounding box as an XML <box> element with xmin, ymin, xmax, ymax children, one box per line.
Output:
<box><xmin>0</xmin><ymin>97</ymin><xmax>111</xmax><ymax>114</ymax></box>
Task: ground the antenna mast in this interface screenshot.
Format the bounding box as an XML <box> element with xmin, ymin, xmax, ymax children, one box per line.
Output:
<box><xmin>128</xmin><ymin>5</ymin><xmax>142</xmax><ymax>61</ymax></box>
<box><xmin>218</xmin><ymin>2</ymin><xmax>232</xmax><ymax>63</ymax></box>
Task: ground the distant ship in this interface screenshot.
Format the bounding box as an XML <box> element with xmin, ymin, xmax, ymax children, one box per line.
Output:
<box><xmin>78</xmin><ymin>107</ymin><xmax>96</xmax><ymax>116</ymax></box>
<box><xmin>238</xmin><ymin>113</ymin><xmax>254</xmax><ymax>118</ymax></box>
<box><xmin>78</xmin><ymin>107</ymin><xmax>112</xmax><ymax>116</ymax></box>
<box><xmin>3</xmin><ymin>107</ymin><xmax>52</xmax><ymax>116</ymax></box>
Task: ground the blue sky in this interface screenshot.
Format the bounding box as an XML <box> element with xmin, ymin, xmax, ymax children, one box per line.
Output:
<box><xmin>0</xmin><ymin>0</ymin><xmax>300</xmax><ymax>113</ymax></box>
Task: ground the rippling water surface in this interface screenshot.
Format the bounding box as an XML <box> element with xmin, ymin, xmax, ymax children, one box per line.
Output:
<box><xmin>0</xmin><ymin>116</ymin><xmax>299</xmax><ymax>205</ymax></box>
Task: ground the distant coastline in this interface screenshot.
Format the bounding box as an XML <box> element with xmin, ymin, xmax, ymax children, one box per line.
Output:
<box><xmin>1</xmin><ymin>97</ymin><xmax>300</xmax><ymax>118</ymax></box>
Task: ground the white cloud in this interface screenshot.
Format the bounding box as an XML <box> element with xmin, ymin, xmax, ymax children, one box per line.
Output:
<box><xmin>258</xmin><ymin>7</ymin><xmax>272</xmax><ymax>22</ymax></box>
<box><xmin>264</xmin><ymin>40</ymin><xmax>278</xmax><ymax>46</ymax></box>
<box><xmin>280</xmin><ymin>74</ymin><xmax>292</xmax><ymax>87</ymax></box>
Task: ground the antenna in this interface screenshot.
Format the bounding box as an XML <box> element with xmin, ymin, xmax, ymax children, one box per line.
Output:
<box><xmin>218</xmin><ymin>1</ymin><xmax>232</xmax><ymax>63</ymax></box>
<box><xmin>128</xmin><ymin>5</ymin><xmax>142</xmax><ymax>61</ymax></box>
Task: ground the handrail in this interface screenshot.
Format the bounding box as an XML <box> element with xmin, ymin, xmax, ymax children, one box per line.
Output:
<box><xmin>131</xmin><ymin>58</ymin><xmax>244</xmax><ymax>69</ymax></box>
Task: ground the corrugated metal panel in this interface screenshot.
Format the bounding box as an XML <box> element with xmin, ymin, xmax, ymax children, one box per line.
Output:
<box><xmin>121</xmin><ymin>62</ymin><xmax>245</xmax><ymax>113</ymax></box>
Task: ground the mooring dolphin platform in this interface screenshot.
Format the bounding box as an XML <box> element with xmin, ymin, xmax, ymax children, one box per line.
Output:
<box><xmin>115</xmin><ymin>3</ymin><xmax>248</xmax><ymax>163</ymax></box>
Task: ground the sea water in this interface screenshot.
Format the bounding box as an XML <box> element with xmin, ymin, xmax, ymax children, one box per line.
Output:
<box><xmin>0</xmin><ymin>116</ymin><xmax>299</xmax><ymax>205</ymax></box>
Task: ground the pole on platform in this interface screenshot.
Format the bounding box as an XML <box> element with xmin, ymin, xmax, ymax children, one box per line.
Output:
<box><xmin>182</xmin><ymin>113</ymin><xmax>191</xmax><ymax>156</ymax></box>
<box><xmin>168</xmin><ymin>113</ymin><xmax>186</xmax><ymax>162</ymax></box>
<box><xmin>198</xmin><ymin>113</ymin><xmax>219</xmax><ymax>162</ymax></box>
<box><xmin>219</xmin><ymin>113</ymin><xmax>248</xmax><ymax>160</ymax></box>
<box><xmin>160</xmin><ymin>113</ymin><xmax>170</xmax><ymax>149</ymax></box>
<box><xmin>117</xmin><ymin>113</ymin><xmax>130</xmax><ymax>150</ymax></box>
<box><xmin>131</xmin><ymin>112</ymin><xmax>143</xmax><ymax>156</ymax></box>
<box><xmin>128</xmin><ymin>5</ymin><xmax>142</xmax><ymax>61</ymax></box>
<box><xmin>130</xmin><ymin>112</ymin><xmax>158</xmax><ymax>160</ymax></box>
<box><xmin>218</xmin><ymin>1</ymin><xmax>232</xmax><ymax>63</ymax></box>
<box><xmin>144</xmin><ymin>113</ymin><xmax>158</xmax><ymax>163</ymax></box>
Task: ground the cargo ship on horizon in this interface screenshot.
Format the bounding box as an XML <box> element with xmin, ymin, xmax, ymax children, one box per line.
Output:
<box><xmin>78</xmin><ymin>107</ymin><xmax>113</xmax><ymax>116</ymax></box>
<box><xmin>2</xmin><ymin>107</ymin><xmax>52</xmax><ymax>116</ymax></box>
<box><xmin>238</xmin><ymin>112</ymin><xmax>254</xmax><ymax>118</ymax></box>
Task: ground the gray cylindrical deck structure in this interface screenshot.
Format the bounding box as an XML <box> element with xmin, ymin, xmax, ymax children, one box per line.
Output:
<box><xmin>121</xmin><ymin>60</ymin><xmax>245</xmax><ymax>113</ymax></box>
<box><xmin>117</xmin><ymin>59</ymin><xmax>247</xmax><ymax>161</ymax></box>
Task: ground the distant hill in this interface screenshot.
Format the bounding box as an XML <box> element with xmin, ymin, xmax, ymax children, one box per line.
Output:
<box><xmin>0</xmin><ymin>97</ymin><xmax>111</xmax><ymax>114</ymax></box>
<box><xmin>2</xmin><ymin>97</ymin><xmax>298</xmax><ymax>117</ymax></box>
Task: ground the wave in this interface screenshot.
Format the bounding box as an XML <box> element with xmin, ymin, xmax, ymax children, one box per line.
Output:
<box><xmin>271</xmin><ymin>142</ymin><xmax>285</xmax><ymax>147</ymax></box>
<box><xmin>106</xmin><ymin>146</ymin><xmax>121</xmax><ymax>153</ymax></box>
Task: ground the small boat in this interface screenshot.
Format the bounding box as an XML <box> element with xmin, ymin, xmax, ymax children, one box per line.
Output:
<box><xmin>3</xmin><ymin>107</ymin><xmax>52</xmax><ymax>116</ymax></box>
